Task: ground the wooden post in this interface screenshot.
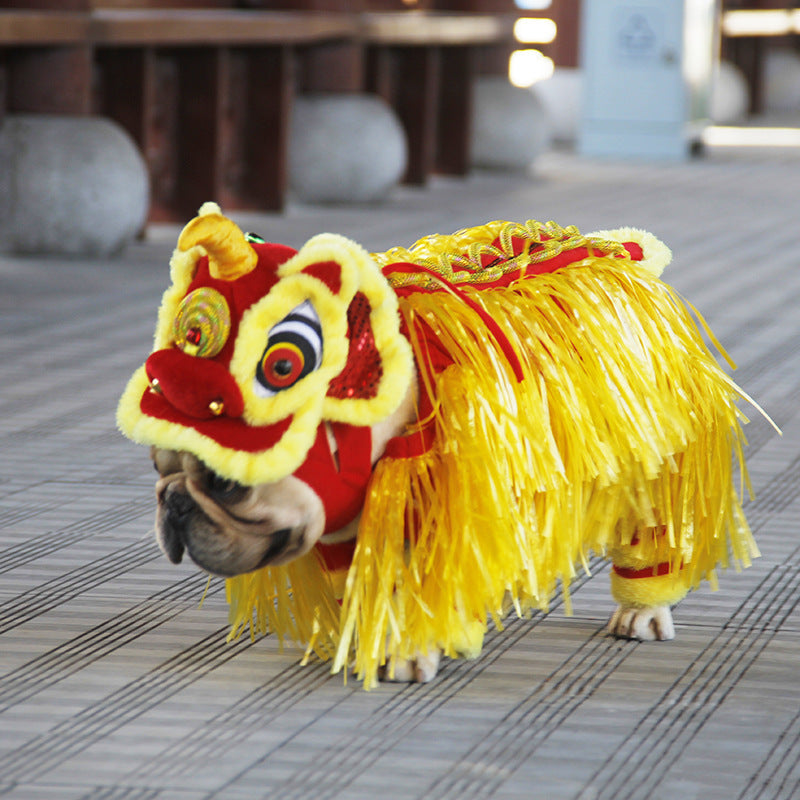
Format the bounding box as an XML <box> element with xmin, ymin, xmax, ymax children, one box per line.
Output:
<box><xmin>391</xmin><ymin>46</ymin><xmax>440</xmax><ymax>184</ymax></box>
<box><xmin>546</xmin><ymin>0</ymin><xmax>581</xmax><ymax>68</ymax></box>
<box><xmin>299</xmin><ymin>41</ymin><xmax>363</xmax><ymax>93</ymax></box>
<box><xmin>7</xmin><ymin>46</ymin><xmax>93</xmax><ymax>114</ymax></box>
<box><xmin>171</xmin><ymin>48</ymin><xmax>223</xmax><ymax>218</ymax></box>
<box><xmin>239</xmin><ymin>46</ymin><xmax>294</xmax><ymax>211</ymax></box>
<box><xmin>97</xmin><ymin>47</ymin><xmax>182</xmax><ymax>221</ymax></box>
<box><xmin>436</xmin><ymin>45</ymin><xmax>473</xmax><ymax>175</ymax></box>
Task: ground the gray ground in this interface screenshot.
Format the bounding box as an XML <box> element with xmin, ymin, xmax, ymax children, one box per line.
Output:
<box><xmin>0</xmin><ymin>147</ymin><xmax>798</xmax><ymax>799</ymax></box>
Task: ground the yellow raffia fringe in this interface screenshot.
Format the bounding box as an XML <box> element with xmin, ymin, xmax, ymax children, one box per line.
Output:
<box><xmin>225</xmin><ymin>548</ymin><xmax>342</xmax><ymax>664</ymax></box>
<box><xmin>226</xmin><ymin>228</ymin><xmax>759</xmax><ymax>689</ymax></box>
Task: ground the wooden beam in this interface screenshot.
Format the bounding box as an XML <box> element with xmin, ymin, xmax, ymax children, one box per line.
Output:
<box><xmin>0</xmin><ymin>12</ymin><xmax>89</xmax><ymax>44</ymax></box>
<box><xmin>362</xmin><ymin>11</ymin><xmax>515</xmax><ymax>46</ymax></box>
<box><xmin>89</xmin><ymin>10</ymin><xmax>358</xmax><ymax>46</ymax></box>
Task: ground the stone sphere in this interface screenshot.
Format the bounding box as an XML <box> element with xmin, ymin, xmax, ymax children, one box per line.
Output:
<box><xmin>0</xmin><ymin>114</ymin><xmax>150</xmax><ymax>257</ymax></box>
<box><xmin>763</xmin><ymin>47</ymin><xmax>800</xmax><ymax>114</ymax></box>
<box><xmin>289</xmin><ymin>94</ymin><xmax>407</xmax><ymax>205</ymax></box>
<box><xmin>711</xmin><ymin>60</ymin><xmax>749</xmax><ymax>124</ymax></box>
<box><xmin>470</xmin><ymin>75</ymin><xmax>549</xmax><ymax>171</ymax></box>
<box><xmin>530</xmin><ymin>67</ymin><xmax>583</xmax><ymax>144</ymax></box>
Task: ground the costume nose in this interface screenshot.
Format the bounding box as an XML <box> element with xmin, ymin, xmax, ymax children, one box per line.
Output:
<box><xmin>145</xmin><ymin>348</ymin><xmax>244</xmax><ymax>420</ymax></box>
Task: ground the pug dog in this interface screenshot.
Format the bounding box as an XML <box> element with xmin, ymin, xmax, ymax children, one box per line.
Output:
<box><xmin>119</xmin><ymin>207</ymin><xmax>758</xmax><ymax>686</ymax></box>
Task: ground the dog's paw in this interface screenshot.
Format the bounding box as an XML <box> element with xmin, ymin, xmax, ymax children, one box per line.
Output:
<box><xmin>379</xmin><ymin>649</ymin><xmax>441</xmax><ymax>683</ymax></box>
<box><xmin>607</xmin><ymin>604</ymin><xmax>675</xmax><ymax>641</ymax></box>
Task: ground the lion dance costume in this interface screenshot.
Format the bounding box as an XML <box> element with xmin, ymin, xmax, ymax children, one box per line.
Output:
<box><xmin>118</xmin><ymin>203</ymin><xmax>761</xmax><ymax>687</ymax></box>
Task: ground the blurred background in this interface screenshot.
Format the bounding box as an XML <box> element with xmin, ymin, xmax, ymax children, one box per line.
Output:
<box><xmin>0</xmin><ymin>0</ymin><xmax>798</xmax><ymax>253</ymax></box>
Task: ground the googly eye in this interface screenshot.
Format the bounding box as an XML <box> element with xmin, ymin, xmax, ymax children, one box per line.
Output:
<box><xmin>254</xmin><ymin>301</ymin><xmax>322</xmax><ymax>397</ymax></box>
<box><xmin>173</xmin><ymin>287</ymin><xmax>231</xmax><ymax>358</ymax></box>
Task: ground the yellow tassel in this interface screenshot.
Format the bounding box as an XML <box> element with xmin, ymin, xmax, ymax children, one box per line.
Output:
<box><xmin>336</xmin><ymin>257</ymin><xmax>757</xmax><ymax>686</ymax></box>
<box><xmin>225</xmin><ymin>548</ymin><xmax>342</xmax><ymax>663</ymax></box>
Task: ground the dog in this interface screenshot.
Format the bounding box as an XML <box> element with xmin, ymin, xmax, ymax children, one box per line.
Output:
<box><xmin>119</xmin><ymin>203</ymin><xmax>759</xmax><ymax>687</ymax></box>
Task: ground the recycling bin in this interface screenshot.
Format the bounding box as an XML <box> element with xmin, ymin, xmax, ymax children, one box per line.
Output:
<box><xmin>579</xmin><ymin>0</ymin><xmax>719</xmax><ymax>159</ymax></box>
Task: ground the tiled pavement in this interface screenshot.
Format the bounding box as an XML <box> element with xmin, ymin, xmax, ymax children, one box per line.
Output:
<box><xmin>0</xmin><ymin>146</ymin><xmax>798</xmax><ymax>799</ymax></box>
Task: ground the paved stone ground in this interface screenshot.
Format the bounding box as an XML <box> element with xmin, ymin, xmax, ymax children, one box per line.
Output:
<box><xmin>0</xmin><ymin>147</ymin><xmax>798</xmax><ymax>800</ymax></box>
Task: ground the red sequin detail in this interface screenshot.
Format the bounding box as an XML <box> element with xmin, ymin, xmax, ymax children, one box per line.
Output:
<box><xmin>327</xmin><ymin>293</ymin><xmax>382</xmax><ymax>400</ymax></box>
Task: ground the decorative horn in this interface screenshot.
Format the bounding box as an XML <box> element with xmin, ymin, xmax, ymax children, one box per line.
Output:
<box><xmin>177</xmin><ymin>212</ymin><xmax>258</xmax><ymax>281</ymax></box>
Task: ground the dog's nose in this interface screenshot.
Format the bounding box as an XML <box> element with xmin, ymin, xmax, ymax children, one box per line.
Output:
<box><xmin>165</xmin><ymin>489</ymin><xmax>194</xmax><ymax>521</ymax></box>
<box><xmin>158</xmin><ymin>487</ymin><xmax>194</xmax><ymax>564</ymax></box>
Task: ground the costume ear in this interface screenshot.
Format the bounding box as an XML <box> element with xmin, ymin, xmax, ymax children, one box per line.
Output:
<box><xmin>587</xmin><ymin>227</ymin><xmax>672</xmax><ymax>278</ymax></box>
<box><xmin>276</xmin><ymin>233</ymin><xmax>414</xmax><ymax>426</ymax></box>
<box><xmin>230</xmin><ymin>233</ymin><xmax>413</xmax><ymax>430</ymax></box>
<box><xmin>318</xmin><ymin>240</ymin><xmax>414</xmax><ymax>426</ymax></box>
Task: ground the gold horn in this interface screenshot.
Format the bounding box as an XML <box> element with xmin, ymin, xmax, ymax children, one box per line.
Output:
<box><xmin>177</xmin><ymin>212</ymin><xmax>258</xmax><ymax>281</ymax></box>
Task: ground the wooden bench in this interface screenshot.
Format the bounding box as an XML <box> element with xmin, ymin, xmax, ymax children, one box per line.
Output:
<box><xmin>0</xmin><ymin>6</ymin><xmax>518</xmax><ymax>219</ymax></box>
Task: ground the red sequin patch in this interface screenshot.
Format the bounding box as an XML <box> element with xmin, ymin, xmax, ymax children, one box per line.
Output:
<box><xmin>327</xmin><ymin>293</ymin><xmax>383</xmax><ymax>400</ymax></box>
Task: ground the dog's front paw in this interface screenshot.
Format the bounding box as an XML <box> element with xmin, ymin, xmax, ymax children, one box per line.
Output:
<box><xmin>379</xmin><ymin>649</ymin><xmax>441</xmax><ymax>683</ymax></box>
<box><xmin>608</xmin><ymin>604</ymin><xmax>675</xmax><ymax>641</ymax></box>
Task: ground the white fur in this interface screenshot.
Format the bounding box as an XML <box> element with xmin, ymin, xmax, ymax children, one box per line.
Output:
<box><xmin>607</xmin><ymin>604</ymin><xmax>675</xmax><ymax>641</ymax></box>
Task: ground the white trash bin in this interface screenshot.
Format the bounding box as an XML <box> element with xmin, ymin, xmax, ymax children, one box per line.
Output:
<box><xmin>579</xmin><ymin>0</ymin><xmax>718</xmax><ymax>159</ymax></box>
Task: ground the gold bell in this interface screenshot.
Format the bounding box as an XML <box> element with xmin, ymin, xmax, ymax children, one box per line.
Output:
<box><xmin>208</xmin><ymin>400</ymin><xmax>225</xmax><ymax>417</ymax></box>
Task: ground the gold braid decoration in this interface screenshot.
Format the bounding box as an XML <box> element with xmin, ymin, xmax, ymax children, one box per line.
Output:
<box><xmin>372</xmin><ymin>219</ymin><xmax>631</xmax><ymax>290</ymax></box>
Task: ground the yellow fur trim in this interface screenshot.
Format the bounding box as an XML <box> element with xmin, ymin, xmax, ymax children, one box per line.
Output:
<box><xmin>226</xmin><ymin>548</ymin><xmax>343</xmax><ymax>664</ymax></box>
<box><xmin>610</xmin><ymin>570</ymin><xmax>691</xmax><ymax>608</ymax></box>
<box><xmin>279</xmin><ymin>233</ymin><xmax>362</xmax><ymax>298</ymax></box>
<box><xmin>586</xmin><ymin>227</ymin><xmax>672</xmax><ymax>278</ymax></box>
<box><xmin>153</xmin><ymin>245</ymin><xmax>201</xmax><ymax>350</ymax></box>
<box><xmin>116</xmin><ymin>366</ymin><xmax>325</xmax><ymax>486</ymax></box>
<box><xmin>231</xmin><ymin>271</ymin><xmax>350</xmax><ymax>427</ymax></box>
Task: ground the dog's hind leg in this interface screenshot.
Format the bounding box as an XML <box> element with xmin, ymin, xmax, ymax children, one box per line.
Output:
<box><xmin>606</xmin><ymin>525</ymin><xmax>688</xmax><ymax>642</ymax></box>
<box><xmin>607</xmin><ymin>604</ymin><xmax>675</xmax><ymax>641</ymax></box>
<box><xmin>379</xmin><ymin>648</ymin><xmax>442</xmax><ymax>683</ymax></box>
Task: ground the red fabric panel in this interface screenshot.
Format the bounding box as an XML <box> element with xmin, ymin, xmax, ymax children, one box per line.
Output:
<box><xmin>301</xmin><ymin>260</ymin><xmax>342</xmax><ymax>295</ymax></box>
<box><xmin>293</xmin><ymin>422</ymin><xmax>374</xmax><ymax>534</ymax></box>
<box><xmin>315</xmin><ymin>537</ymin><xmax>357</xmax><ymax>573</ymax></box>
<box><xmin>146</xmin><ymin>349</ymin><xmax>244</xmax><ymax>419</ymax></box>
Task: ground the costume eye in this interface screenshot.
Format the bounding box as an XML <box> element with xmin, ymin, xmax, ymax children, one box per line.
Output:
<box><xmin>254</xmin><ymin>301</ymin><xmax>322</xmax><ymax>397</ymax></box>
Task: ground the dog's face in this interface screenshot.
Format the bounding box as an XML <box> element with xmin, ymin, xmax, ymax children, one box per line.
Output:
<box><xmin>152</xmin><ymin>446</ymin><xmax>325</xmax><ymax>577</ymax></box>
